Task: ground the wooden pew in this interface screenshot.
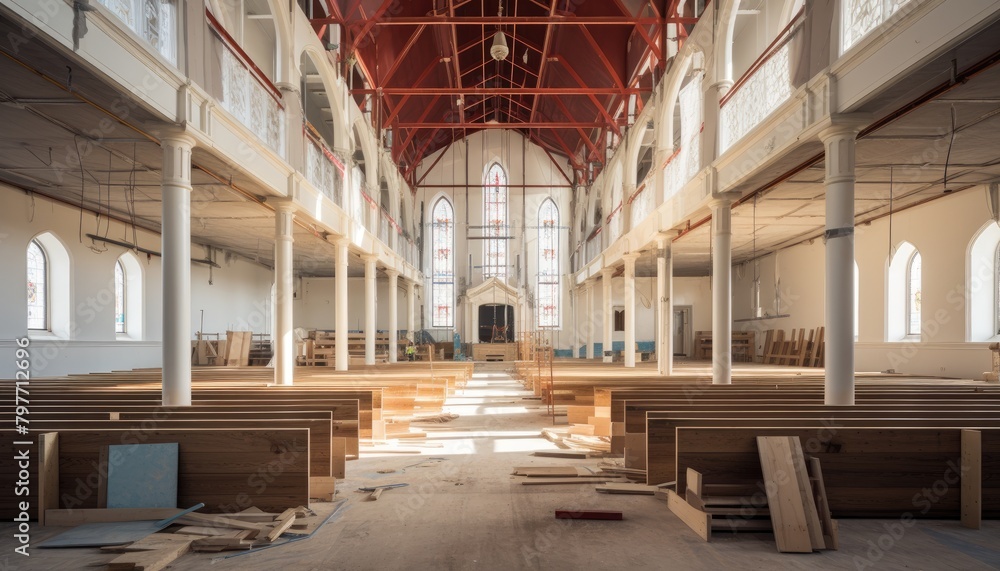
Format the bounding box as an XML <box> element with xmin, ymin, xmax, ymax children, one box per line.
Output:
<box><xmin>0</xmin><ymin>428</ymin><xmax>310</xmax><ymax>520</ymax></box>
<box><xmin>670</xmin><ymin>426</ymin><xmax>997</xmax><ymax>518</ymax></box>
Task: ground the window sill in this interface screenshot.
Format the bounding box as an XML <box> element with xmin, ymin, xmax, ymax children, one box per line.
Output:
<box><xmin>27</xmin><ymin>331</ymin><xmax>65</xmax><ymax>342</ymax></box>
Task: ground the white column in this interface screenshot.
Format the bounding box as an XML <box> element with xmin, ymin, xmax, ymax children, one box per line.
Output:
<box><xmin>623</xmin><ymin>253</ymin><xmax>639</xmax><ymax>367</ymax></box>
<box><xmin>335</xmin><ymin>239</ymin><xmax>349</xmax><ymax>371</ymax></box>
<box><xmin>602</xmin><ymin>268</ymin><xmax>614</xmax><ymax>360</ymax></box>
<box><xmin>161</xmin><ymin>132</ymin><xmax>195</xmax><ymax>407</ymax></box>
<box><xmin>657</xmin><ymin>236</ymin><xmax>674</xmax><ymax>375</ymax></box>
<box><xmin>406</xmin><ymin>280</ymin><xmax>416</xmax><ymax>338</ymax></box>
<box><xmin>711</xmin><ymin>198</ymin><xmax>733</xmax><ymax>385</ymax></box>
<box><xmin>821</xmin><ymin>123</ymin><xmax>861</xmax><ymax>405</ymax></box>
<box><xmin>364</xmin><ymin>255</ymin><xmax>377</xmax><ymax>365</ymax></box>
<box><xmin>274</xmin><ymin>203</ymin><xmax>296</xmax><ymax>386</ymax></box>
<box><xmin>703</xmin><ymin>80</ymin><xmax>733</xmax><ymax>165</ymax></box>
<box><xmin>387</xmin><ymin>269</ymin><xmax>399</xmax><ymax>363</ymax></box>
<box><xmin>585</xmin><ymin>283</ymin><xmax>595</xmax><ymax>359</ymax></box>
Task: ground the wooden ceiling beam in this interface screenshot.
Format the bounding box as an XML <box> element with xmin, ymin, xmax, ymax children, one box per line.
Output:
<box><xmin>381</xmin><ymin>24</ymin><xmax>427</xmax><ymax>85</ymax></box>
<box><xmin>555</xmin><ymin>56</ymin><xmax>622</xmax><ymax>137</ymax></box>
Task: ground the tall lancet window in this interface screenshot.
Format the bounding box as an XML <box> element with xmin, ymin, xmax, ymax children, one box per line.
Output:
<box><xmin>483</xmin><ymin>162</ymin><xmax>508</xmax><ymax>280</ymax></box>
<box><xmin>537</xmin><ymin>198</ymin><xmax>560</xmax><ymax>328</ymax></box>
<box><xmin>431</xmin><ymin>198</ymin><xmax>455</xmax><ymax>327</ymax></box>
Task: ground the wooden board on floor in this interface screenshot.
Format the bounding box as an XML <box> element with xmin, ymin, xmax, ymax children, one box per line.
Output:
<box><xmin>666</xmin><ymin>489</ymin><xmax>710</xmax><ymax>541</ymax></box>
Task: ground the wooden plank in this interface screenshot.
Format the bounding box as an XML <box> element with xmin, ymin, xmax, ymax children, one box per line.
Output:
<box><xmin>175</xmin><ymin>513</ymin><xmax>265</xmax><ymax>531</ymax></box>
<box><xmin>44</xmin><ymin>508</ymin><xmax>185</xmax><ymax>527</ymax></box>
<box><xmin>107</xmin><ymin>533</ymin><xmax>194</xmax><ymax>571</ymax></box>
<box><xmin>962</xmin><ymin>429</ymin><xmax>982</xmax><ymax>529</ymax></box>
<box><xmin>555</xmin><ymin>509</ymin><xmax>623</xmax><ymax>520</ymax></box>
<box><xmin>666</xmin><ymin>489</ymin><xmax>710</xmax><ymax>541</ymax></box>
<box><xmin>265</xmin><ymin>513</ymin><xmax>297</xmax><ymax>542</ymax></box>
<box><xmin>595</xmin><ymin>483</ymin><xmax>658</xmax><ymax>494</ymax></box>
<box><xmin>756</xmin><ymin>436</ymin><xmax>813</xmax><ymax>553</ymax></box>
<box><xmin>788</xmin><ymin>438</ymin><xmax>825</xmax><ymax>550</ymax></box>
<box><xmin>520</xmin><ymin>477</ymin><xmax>622</xmax><ymax>485</ymax></box>
<box><xmin>808</xmin><ymin>456</ymin><xmax>837</xmax><ymax>550</ymax></box>
<box><xmin>38</xmin><ymin>432</ymin><xmax>59</xmax><ymax>525</ymax></box>
<box><xmin>310</xmin><ymin>477</ymin><xmax>337</xmax><ymax>499</ymax></box>
<box><xmin>532</xmin><ymin>450</ymin><xmax>589</xmax><ymax>459</ymax></box>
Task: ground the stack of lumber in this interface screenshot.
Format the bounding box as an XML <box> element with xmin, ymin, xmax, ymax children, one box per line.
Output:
<box><xmin>511</xmin><ymin>465</ymin><xmax>626</xmax><ymax>485</ymax></box>
<box><xmin>541</xmin><ymin>426</ymin><xmax>611</xmax><ymax>453</ymax></box>
<box><xmin>515</xmin><ymin>360</ymin><xmax>998</xmax><ymax>526</ymax></box>
<box><xmin>41</xmin><ymin>505</ymin><xmax>316</xmax><ymax>569</ymax></box>
<box><xmin>761</xmin><ymin>327</ymin><xmax>824</xmax><ymax>366</ymax></box>
<box><xmin>301</xmin><ymin>331</ymin><xmax>392</xmax><ymax>365</ymax></box>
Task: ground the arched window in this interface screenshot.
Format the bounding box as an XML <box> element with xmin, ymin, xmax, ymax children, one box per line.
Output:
<box><xmin>115</xmin><ymin>260</ymin><xmax>127</xmax><ymax>334</ymax></box>
<box><xmin>483</xmin><ymin>163</ymin><xmax>508</xmax><ymax>280</ymax></box>
<box><xmin>886</xmin><ymin>241</ymin><xmax>918</xmax><ymax>341</ymax></box>
<box><xmin>27</xmin><ymin>240</ymin><xmax>47</xmax><ymax>330</ymax></box>
<box><xmin>431</xmin><ymin>198</ymin><xmax>455</xmax><ymax>328</ymax></box>
<box><xmin>906</xmin><ymin>251</ymin><xmax>922</xmax><ymax>336</ymax></box>
<box><xmin>537</xmin><ymin>199</ymin><xmax>560</xmax><ymax>328</ymax></box>
<box><xmin>967</xmin><ymin>221</ymin><xmax>1000</xmax><ymax>341</ymax></box>
<box><xmin>116</xmin><ymin>252</ymin><xmax>144</xmax><ymax>339</ymax></box>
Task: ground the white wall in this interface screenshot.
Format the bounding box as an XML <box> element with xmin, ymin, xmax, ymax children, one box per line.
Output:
<box><xmin>731</xmin><ymin>187</ymin><xmax>993</xmax><ymax>378</ymax></box>
<box><xmin>0</xmin><ymin>187</ymin><xmax>274</xmax><ymax>377</ymax></box>
<box><xmin>415</xmin><ymin>130</ymin><xmax>573</xmax><ymax>347</ymax></box>
<box><xmin>293</xmin><ymin>277</ymin><xmax>409</xmax><ymax>332</ymax></box>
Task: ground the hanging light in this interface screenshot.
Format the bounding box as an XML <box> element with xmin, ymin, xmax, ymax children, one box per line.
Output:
<box><xmin>491</xmin><ymin>30</ymin><xmax>509</xmax><ymax>61</ymax></box>
<box><xmin>490</xmin><ymin>1</ymin><xmax>508</xmax><ymax>61</ymax></box>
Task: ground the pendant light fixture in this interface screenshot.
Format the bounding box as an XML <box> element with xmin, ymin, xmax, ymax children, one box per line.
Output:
<box><xmin>490</xmin><ymin>1</ymin><xmax>509</xmax><ymax>61</ymax></box>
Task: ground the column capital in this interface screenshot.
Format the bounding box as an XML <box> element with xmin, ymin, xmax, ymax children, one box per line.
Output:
<box><xmin>269</xmin><ymin>198</ymin><xmax>298</xmax><ymax>213</ymax></box>
<box><xmin>601</xmin><ymin>267</ymin><xmax>615</xmax><ymax>278</ymax></box>
<box><xmin>275</xmin><ymin>81</ymin><xmax>300</xmax><ymax>95</ymax></box>
<box><xmin>818</xmin><ymin>114</ymin><xmax>871</xmax><ymax>142</ymax></box>
<box><xmin>385</xmin><ymin>268</ymin><xmax>400</xmax><ymax>279</ymax></box>
<box><xmin>156</xmin><ymin>128</ymin><xmax>197</xmax><ymax>150</ymax></box>
<box><xmin>708</xmin><ymin>195</ymin><xmax>734</xmax><ymax>210</ymax></box>
<box><xmin>623</xmin><ymin>251</ymin><xmax>641</xmax><ymax>262</ymax></box>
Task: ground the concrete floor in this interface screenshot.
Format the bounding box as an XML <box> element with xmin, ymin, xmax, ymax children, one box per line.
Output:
<box><xmin>2</xmin><ymin>362</ymin><xmax>998</xmax><ymax>570</ymax></box>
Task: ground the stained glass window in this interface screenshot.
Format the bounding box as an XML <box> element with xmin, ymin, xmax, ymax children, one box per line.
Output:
<box><xmin>906</xmin><ymin>251</ymin><xmax>921</xmax><ymax>336</ymax></box>
<box><xmin>27</xmin><ymin>240</ymin><xmax>47</xmax><ymax>330</ymax></box>
<box><xmin>115</xmin><ymin>260</ymin><xmax>127</xmax><ymax>334</ymax></box>
<box><xmin>537</xmin><ymin>198</ymin><xmax>560</xmax><ymax>328</ymax></box>
<box><xmin>431</xmin><ymin>198</ymin><xmax>455</xmax><ymax>328</ymax></box>
<box><xmin>483</xmin><ymin>163</ymin><xmax>508</xmax><ymax>280</ymax></box>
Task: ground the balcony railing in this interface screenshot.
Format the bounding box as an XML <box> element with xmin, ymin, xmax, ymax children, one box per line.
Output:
<box><xmin>208</xmin><ymin>10</ymin><xmax>284</xmax><ymax>154</ymax></box>
<box><xmin>305</xmin><ymin>131</ymin><xmax>344</xmax><ymax>206</ymax></box>
<box><xmin>96</xmin><ymin>0</ymin><xmax>177</xmax><ymax>63</ymax></box>
<box><xmin>606</xmin><ymin>201</ymin><xmax>623</xmax><ymax>244</ymax></box>
<box><xmin>719</xmin><ymin>8</ymin><xmax>804</xmax><ymax>152</ymax></box>
<box><xmin>628</xmin><ymin>182</ymin><xmax>653</xmax><ymax>230</ymax></box>
<box><xmin>584</xmin><ymin>227</ymin><xmax>602</xmax><ymax>265</ymax></box>
<box><xmin>842</xmin><ymin>0</ymin><xmax>914</xmax><ymax>52</ymax></box>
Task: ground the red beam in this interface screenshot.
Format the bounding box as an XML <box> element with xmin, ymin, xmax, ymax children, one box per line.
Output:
<box><xmin>530</xmin><ymin>0</ymin><xmax>558</xmax><ymax>125</ymax></box>
<box><xmin>381</xmin><ymin>25</ymin><xmax>427</xmax><ymax>84</ymax></box>
<box><xmin>316</xmin><ymin>16</ymin><xmax>694</xmax><ymax>25</ymax></box>
<box><xmin>349</xmin><ymin>0</ymin><xmax>397</xmax><ymax>54</ymax></box>
<box><xmin>555</xmin><ymin>56</ymin><xmax>622</xmax><ymax>137</ymax></box>
<box><xmin>397</xmin><ymin>121</ymin><xmax>606</xmax><ymax>128</ymax></box>
<box><xmin>550</xmin><ymin>96</ymin><xmax>601</xmax><ymax>160</ymax></box>
<box><xmin>382</xmin><ymin>58</ymin><xmax>441</xmax><ymax>126</ymax></box>
<box><xmin>578</xmin><ymin>25</ymin><xmax>625</xmax><ymax>91</ymax></box>
<box><xmin>352</xmin><ymin>87</ymin><xmax>644</xmax><ymax>95</ymax></box>
<box><xmin>395</xmin><ymin>95</ymin><xmax>443</xmax><ymax>162</ymax></box>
